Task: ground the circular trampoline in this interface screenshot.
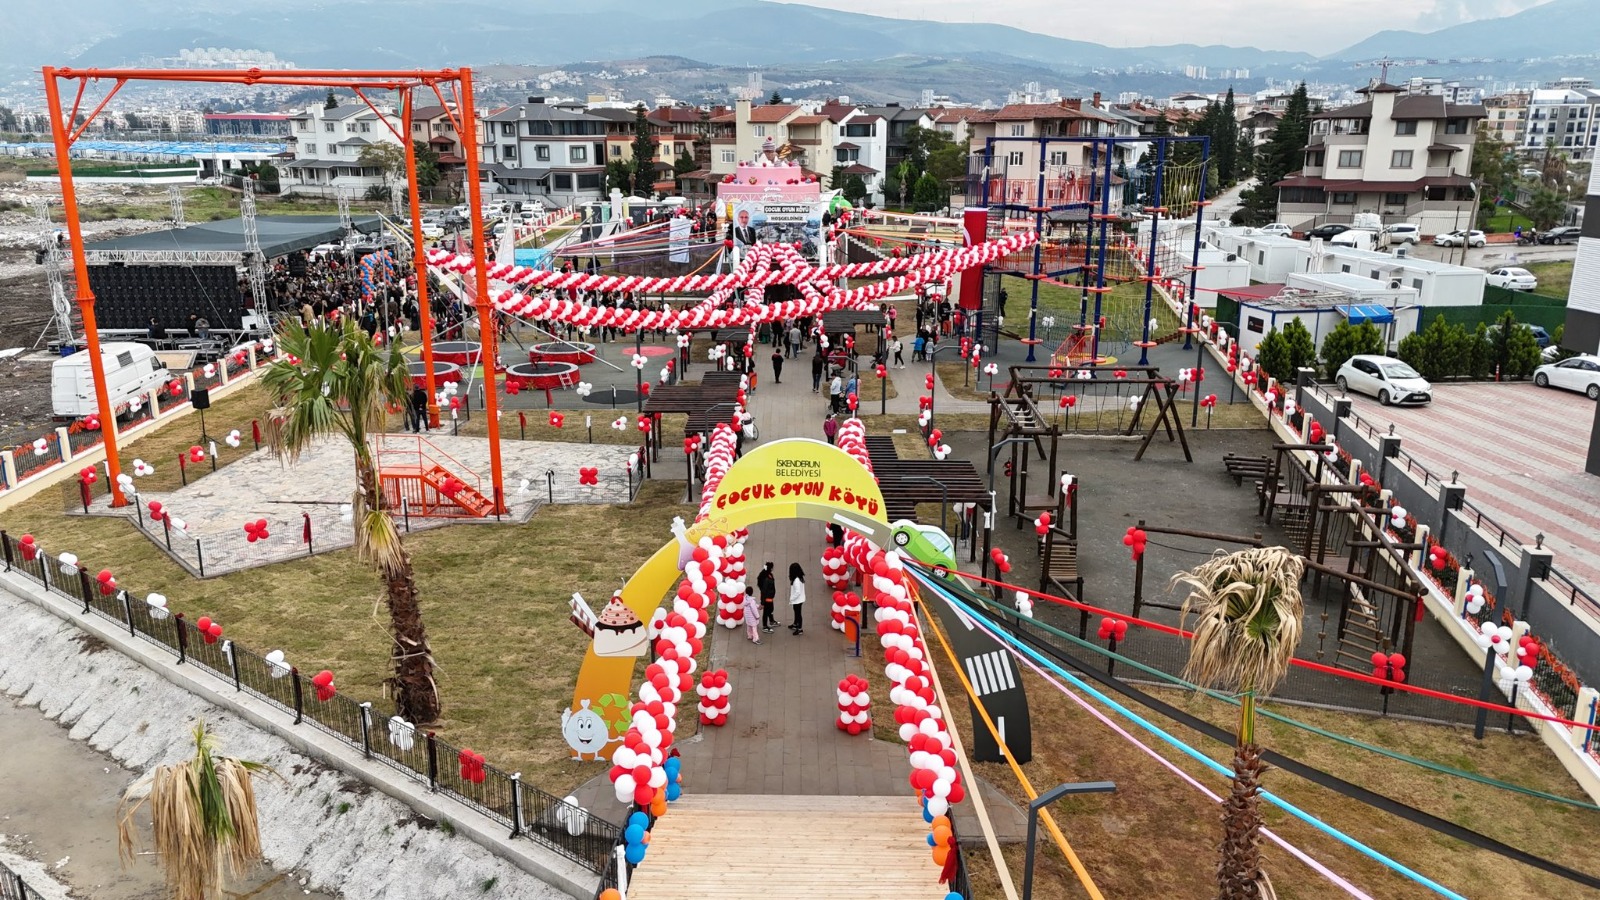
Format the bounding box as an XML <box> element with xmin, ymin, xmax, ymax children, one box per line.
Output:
<box><xmin>408</xmin><ymin>360</ymin><xmax>462</xmax><ymax>387</ymax></box>
<box><xmin>505</xmin><ymin>361</ymin><xmax>580</xmax><ymax>392</ymax></box>
<box><xmin>432</xmin><ymin>341</ymin><xmax>482</xmax><ymax>366</ymax></box>
<box><xmin>528</xmin><ymin>341</ymin><xmax>597</xmax><ymax>366</ymax></box>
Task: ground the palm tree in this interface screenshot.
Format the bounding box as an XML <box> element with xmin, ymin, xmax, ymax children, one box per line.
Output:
<box><xmin>261</xmin><ymin>320</ymin><xmax>441</xmax><ymax>723</ymax></box>
<box><xmin>118</xmin><ymin>721</ymin><xmax>273</xmax><ymax>900</ymax></box>
<box><xmin>1172</xmin><ymin>546</ymin><xmax>1305</xmax><ymax>900</ymax></box>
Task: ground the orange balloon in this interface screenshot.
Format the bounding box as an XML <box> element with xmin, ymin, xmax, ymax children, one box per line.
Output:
<box><xmin>933</xmin><ymin>825</ymin><xmax>952</xmax><ymax>846</ymax></box>
<box><xmin>641</xmin><ymin>831</ymin><xmax>652</xmax><ymax>845</ymax></box>
<box><xmin>932</xmin><ymin>846</ymin><xmax>951</xmax><ymax>867</ymax></box>
<box><xmin>651</xmin><ymin>797</ymin><xmax>668</xmax><ymax>816</ymax></box>
<box><xmin>932</xmin><ymin>815</ymin><xmax>952</xmax><ymax>832</ymax></box>
<box><xmin>601</xmin><ymin>891</ymin><xmax>621</xmax><ymax>900</ymax></box>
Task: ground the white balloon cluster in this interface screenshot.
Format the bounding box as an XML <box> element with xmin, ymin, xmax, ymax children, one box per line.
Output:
<box><xmin>1389</xmin><ymin>505</ymin><xmax>1409</xmax><ymax>530</ymax></box>
<box><xmin>146</xmin><ymin>592</ymin><xmax>169</xmax><ymax>620</ymax></box>
<box><xmin>1463</xmin><ymin>582</ymin><xmax>1486</xmax><ymax>615</ymax></box>
<box><xmin>133</xmin><ymin>458</ymin><xmax>155</xmax><ymax>477</ymax></box>
<box><xmin>631</xmin><ymin>353</ymin><xmax>647</xmax><ymax>370</ymax></box>
<box><xmin>116</xmin><ymin>472</ymin><xmax>137</xmax><ymax>496</ymax></box>
<box><xmin>58</xmin><ymin>551</ymin><xmax>79</xmax><ymax>576</ymax></box>
<box><xmin>225</xmin><ymin>429</ymin><xmax>242</xmax><ymax>448</ymax></box>
<box><xmin>575</xmin><ymin>381</ymin><xmax>593</xmax><ymax>398</ymax></box>
<box><xmin>612</xmin><ymin>416</ymin><xmax>628</xmax><ymax>431</ymax></box>
<box><xmin>388</xmin><ymin>716</ymin><xmax>416</xmax><ymax>752</ymax></box>
<box><xmin>264</xmin><ymin>649</ymin><xmax>291</xmax><ymax>679</ymax></box>
<box><xmin>1016</xmin><ymin>589</ymin><xmax>1034</xmax><ymax>619</ymax></box>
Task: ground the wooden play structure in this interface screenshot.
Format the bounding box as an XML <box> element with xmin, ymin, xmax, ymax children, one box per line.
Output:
<box><xmin>997</xmin><ymin>364</ymin><xmax>1193</xmax><ymax>459</ymax></box>
<box><xmin>374</xmin><ymin>436</ymin><xmax>496</xmax><ymax>518</ymax></box>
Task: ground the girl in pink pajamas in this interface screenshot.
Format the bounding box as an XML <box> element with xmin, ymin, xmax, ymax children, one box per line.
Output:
<box><xmin>743</xmin><ymin>586</ymin><xmax>762</xmax><ymax>645</ymax></box>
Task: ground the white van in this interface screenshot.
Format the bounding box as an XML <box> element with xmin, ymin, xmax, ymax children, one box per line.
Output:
<box><xmin>1329</xmin><ymin>229</ymin><xmax>1381</xmax><ymax>251</ymax></box>
<box><xmin>52</xmin><ymin>342</ymin><xmax>169</xmax><ymax>419</ymax></box>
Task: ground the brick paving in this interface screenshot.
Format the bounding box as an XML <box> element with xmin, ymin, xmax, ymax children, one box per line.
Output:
<box><xmin>1342</xmin><ymin>383</ymin><xmax>1600</xmax><ymax>601</ymax></box>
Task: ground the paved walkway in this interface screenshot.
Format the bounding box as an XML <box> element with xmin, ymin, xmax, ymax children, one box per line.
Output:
<box><xmin>681</xmin><ymin>356</ymin><xmax>910</xmax><ymax>797</ymax></box>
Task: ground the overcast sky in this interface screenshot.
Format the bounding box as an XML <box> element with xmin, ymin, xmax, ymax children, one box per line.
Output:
<box><xmin>789</xmin><ymin>0</ymin><xmax>1553</xmax><ymax>52</ymax></box>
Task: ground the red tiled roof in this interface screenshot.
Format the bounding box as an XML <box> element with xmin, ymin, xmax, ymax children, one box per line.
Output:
<box><xmin>842</xmin><ymin>163</ymin><xmax>878</xmax><ymax>175</ymax></box>
<box><xmin>709</xmin><ymin>112</ymin><xmax>735</xmax><ymax>123</ymax></box>
<box><xmin>994</xmin><ymin>102</ymin><xmax>1091</xmax><ymax>121</ymax></box>
<box><xmin>788</xmin><ymin>115</ymin><xmax>828</xmax><ymax>126</ymax></box>
<box><xmin>819</xmin><ymin>104</ymin><xmax>858</xmax><ymax>123</ymax></box>
<box><xmin>835</xmin><ymin>142</ymin><xmax>859</xmax><ymax>150</ymax></box>
<box><xmin>748</xmin><ymin>104</ymin><xmax>800</xmax><ymax>124</ymax></box>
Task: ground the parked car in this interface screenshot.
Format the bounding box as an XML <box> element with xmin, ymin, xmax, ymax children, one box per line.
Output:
<box><xmin>1520</xmin><ymin>167</ymin><xmax>1542</xmax><ymax>179</ymax></box>
<box><xmin>419</xmin><ymin>222</ymin><xmax>444</xmax><ymax>240</ymax></box>
<box><xmin>1334</xmin><ymin>355</ymin><xmax>1433</xmax><ymax>406</ymax></box>
<box><xmin>1305</xmin><ymin>223</ymin><xmax>1352</xmax><ymax>241</ymax></box>
<box><xmin>1486</xmin><ymin>267</ymin><xmax>1538</xmax><ymax>291</ymax></box>
<box><xmin>1533</xmin><ymin>355</ymin><xmax>1600</xmax><ymax>399</ymax></box>
<box><xmin>1485</xmin><ymin>322</ymin><xmax>1551</xmax><ymax>348</ymax></box>
<box><xmin>1258</xmin><ymin>223</ymin><xmax>1293</xmax><ymax>237</ymax></box>
<box><xmin>1382</xmin><ymin>223</ymin><xmax>1422</xmax><ymax>244</ymax></box>
<box><xmin>1433</xmin><ymin>230</ymin><xmax>1486</xmax><ymax>248</ymax></box>
<box><xmin>1536</xmin><ymin>226</ymin><xmax>1581</xmax><ymax>245</ymax></box>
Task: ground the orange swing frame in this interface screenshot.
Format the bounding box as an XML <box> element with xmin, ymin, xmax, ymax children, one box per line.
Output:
<box><xmin>42</xmin><ymin>65</ymin><xmax>506</xmax><ymax>512</ymax></box>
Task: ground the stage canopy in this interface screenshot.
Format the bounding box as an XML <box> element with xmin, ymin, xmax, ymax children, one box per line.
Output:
<box><xmin>83</xmin><ymin>215</ymin><xmax>382</xmax><ymax>262</ymax></box>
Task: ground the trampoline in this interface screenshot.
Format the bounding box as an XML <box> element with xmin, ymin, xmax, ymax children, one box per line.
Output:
<box><xmin>528</xmin><ymin>341</ymin><xmax>598</xmax><ymax>366</ymax></box>
<box><xmin>408</xmin><ymin>360</ymin><xmax>461</xmax><ymax>387</ymax></box>
<box><xmin>505</xmin><ymin>361</ymin><xmax>579</xmax><ymax>392</ymax></box>
<box><xmin>433</xmin><ymin>341</ymin><xmax>482</xmax><ymax>366</ymax></box>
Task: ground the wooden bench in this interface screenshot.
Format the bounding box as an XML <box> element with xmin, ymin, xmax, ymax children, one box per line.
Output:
<box><xmin>1223</xmin><ymin>453</ymin><xmax>1273</xmax><ymax>486</ymax></box>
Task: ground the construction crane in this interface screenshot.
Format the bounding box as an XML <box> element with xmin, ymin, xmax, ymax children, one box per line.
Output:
<box><xmin>31</xmin><ymin>199</ymin><xmax>76</xmax><ymax>349</ymax></box>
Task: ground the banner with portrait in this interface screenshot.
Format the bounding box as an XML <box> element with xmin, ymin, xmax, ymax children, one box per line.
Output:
<box><xmin>727</xmin><ymin>200</ymin><xmax>827</xmax><ymax>262</ymax></box>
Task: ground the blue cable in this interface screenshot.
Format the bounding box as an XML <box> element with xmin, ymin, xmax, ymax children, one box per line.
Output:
<box><xmin>911</xmin><ymin>571</ymin><xmax>1470</xmax><ymax>900</ymax></box>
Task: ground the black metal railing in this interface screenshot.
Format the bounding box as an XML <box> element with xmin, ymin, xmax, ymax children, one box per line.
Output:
<box><xmin>0</xmin><ymin>858</ymin><xmax>46</xmax><ymax>900</ymax></box>
<box><xmin>0</xmin><ymin>529</ymin><xmax>622</xmax><ymax>878</ymax></box>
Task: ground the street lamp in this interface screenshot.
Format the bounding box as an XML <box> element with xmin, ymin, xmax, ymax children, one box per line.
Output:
<box><xmin>1022</xmin><ymin>781</ymin><xmax>1118</xmax><ymax>900</ymax></box>
<box><xmin>898</xmin><ymin>475</ymin><xmax>950</xmax><ymax>535</ymax></box>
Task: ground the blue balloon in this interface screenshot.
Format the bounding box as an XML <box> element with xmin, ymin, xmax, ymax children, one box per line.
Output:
<box><xmin>625</xmin><ymin>843</ymin><xmax>646</xmax><ymax>865</ymax></box>
<box><xmin>946</xmin><ymin>894</ymin><xmax>962</xmax><ymax>900</ymax></box>
<box><xmin>624</xmin><ymin>824</ymin><xmax>645</xmax><ymax>844</ymax></box>
<box><xmin>927</xmin><ymin>833</ymin><xmax>937</xmax><ymax>847</ymax></box>
<box><xmin>664</xmin><ymin>757</ymin><xmax>681</xmax><ymax>774</ymax></box>
<box><xmin>666</xmin><ymin>783</ymin><xmax>682</xmax><ymax>802</ymax></box>
<box><xmin>922</xmin><ymin>806</ymin><xmax>934</xmax><ymax>823</ymax></box>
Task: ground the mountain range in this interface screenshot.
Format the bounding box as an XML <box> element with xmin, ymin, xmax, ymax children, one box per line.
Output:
<box><xmin>0</xmin><ymin>0</ymin><xmax>1594</xmax><ymax>95</ymax></box>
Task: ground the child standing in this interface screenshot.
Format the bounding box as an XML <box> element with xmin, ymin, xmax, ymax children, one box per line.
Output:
<box><xmin>743</xmin><ymin>585</ymin><xmax>762</xmax><ymax>645</ymax></box>
<box><xmin>788</xmin><ymin>562</ymin><xmax>807</xmax><ymax>635</ymax></box>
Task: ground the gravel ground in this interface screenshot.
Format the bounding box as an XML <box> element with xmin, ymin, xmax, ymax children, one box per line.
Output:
<box><xmin>0</xmin><ymin>582</ymin><xmax>577</xmax><ymax>900</ymax></box>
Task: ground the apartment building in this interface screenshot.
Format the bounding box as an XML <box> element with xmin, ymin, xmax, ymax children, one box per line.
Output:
<box><xmin>1275</xmin><ymin>82</ymin><xmax>1485</xmax><ymax>235</ymax></box>
<box><xmin>1523</xmin><ymin>87</ymin><xmax>1600</xmax><ymax>160</ymax></box>
<box><xmin>960</xmin><ymin>99</ymin><xmax>1128</xmax><ymax>210</ymax></box>
<box><xmin>1483</xmin><ymin>91</ymin><xmax>1530</xmax><ymax>147</ymax></box>
<box><xmin>478</xmin><ymin>98</ymin><xmax>608</xmax><ymax>206</ymax></box>
<box><xmin>282</xmin><ymin>103</ymin><xmax>402</xmax><ymax>197</ymax></box>
<box><xmin>1563</xmin><ymin>165</ymin><xmax>1600</xmax><ymax>351</ymax></box>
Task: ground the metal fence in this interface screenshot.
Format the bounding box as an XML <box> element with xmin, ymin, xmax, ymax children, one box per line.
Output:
<box><xmin>0</xmin><ymin>859</ymin><xmax>46</xmax><ymax>900</ymax></box>
<box><xmin>0</xmin><ymin>530</ymin><xmax>622</xmax><ymax>879</ymax></box>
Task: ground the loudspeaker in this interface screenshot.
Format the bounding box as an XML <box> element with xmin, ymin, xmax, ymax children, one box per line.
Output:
<box><xmin>191</xmin><ymin>387</ymin><xmax>211</xmax><ymax>410</ymax></box>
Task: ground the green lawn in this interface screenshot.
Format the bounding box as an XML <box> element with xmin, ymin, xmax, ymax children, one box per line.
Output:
<box><xmin>70</xmin><ymin>187</ymin><xmax>382</xmax><ymax>223</ymax></box>
<box><xmin>1525</xmin><ymin>260</ymin><xmax>1574</xmax><ymax>301</ymax></box>
<box><xmin>1481</xmin><ymin>209</ymin><xmax>1534</xmax><ymax>234</ymax></box>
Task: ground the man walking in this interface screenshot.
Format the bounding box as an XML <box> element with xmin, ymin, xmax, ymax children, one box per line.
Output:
<box><xmin>828</xmin><ymin>369</ymin><xmax>843</xmax><ymax>414</ymax></box>
<box><xmin>788</xmin><ymin>323</ymin><xmax>803</xmax><ymax>359</ymax></box>
<box><xmin>771</xmin><ymin>348</ymin><xmax>785</xmax><ymax>384</ymax></box>
<box><xmin>408</xmin><ymin>384</ymin><xmax>429</xmax><ymax>433</ymax></box>
<box><xmin>757</xmin><ymin>562</ymin><xmax>778</xmax><ymax>632</ymax></box>
<box><xmin>811</xmin><ymin>352</ymin><xmax>825</xmax><ymax>393</ymax></box>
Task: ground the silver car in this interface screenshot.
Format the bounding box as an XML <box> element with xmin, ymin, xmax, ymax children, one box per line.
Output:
<box><xmin>1335</xmin><ymin>355</ymin><xmax>1433</xmax><ymax>406</ymax></box>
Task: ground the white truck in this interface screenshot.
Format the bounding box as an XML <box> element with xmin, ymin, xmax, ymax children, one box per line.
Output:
<box><xmin>51</xmin><ymin>342</ymin><xmax>168</xmax><ymax>419</ymax></box>
<box><xmin>1328</xmin><ymin>213</ymin><xmax>1388</xmax><ymax>251</ymax></box>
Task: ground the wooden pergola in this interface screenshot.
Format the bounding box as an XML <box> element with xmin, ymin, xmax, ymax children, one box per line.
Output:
<box><xmin>863</xmin><ymin>435</ymin><xmax>991</xmax><ymax>566</ymax></box>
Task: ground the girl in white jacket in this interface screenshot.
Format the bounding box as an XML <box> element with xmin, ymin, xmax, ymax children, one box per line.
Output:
<box><xmin>787</xmin><ymin>562</ymin><xmax>807</xmax><ymax>635</ymax></box>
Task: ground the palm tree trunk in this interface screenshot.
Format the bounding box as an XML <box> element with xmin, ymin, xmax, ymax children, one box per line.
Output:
<box><xmin>1218</xmin><ymin>693</ymin><xmax>1267</xmax><ymax>900</ymax></box>
<box><xmin>358</xmin><ymin>458</ymin><xmax>440</xmax><ymax>724</ymax></box>
<box><xmin>382</xmin><ymin>542</ymin><xmax>440</xmax><ymax>724</ymax></box>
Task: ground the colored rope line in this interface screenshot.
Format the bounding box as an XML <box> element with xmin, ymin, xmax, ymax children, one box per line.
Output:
<box><xmin>915</xmin><ymin>590</ymin><xmax>1107</xmax><ymax>900</ymax></box>
<box><xmin>940</xmin><ymin>564</ymin><xmax>1600</xmax><ymax>734</ymax></box>
<box><xmin>944</xmin><ymin>576</ymin><xmax>1600</xmax><ymax>811</ymax></box>
<box><xmin>919</xmin><ymin>577</ymin><xmax>1374</xmax><ymax>899</ymax></box>
<box><xmin>914</xmin><ymin>572</ymin><xmax>1470</xmax><ymax>899</ymax></box>
<box><xmin>913</xmin><ymin>569</ymin><xmax>1600</xmax><ymax>891</ymax></box>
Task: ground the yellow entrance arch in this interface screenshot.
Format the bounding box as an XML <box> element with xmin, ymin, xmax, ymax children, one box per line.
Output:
<box><xmin>561</xmin><ymin>438</ymin><xmax>899</xmax><ymax>759</ymax></box>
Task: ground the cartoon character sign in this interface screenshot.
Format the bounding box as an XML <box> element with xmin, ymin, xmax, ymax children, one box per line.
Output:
<box><xmin>561</xmin><ymin>699</ymin><xmax>611</xmax><ymax>759</ymax></box>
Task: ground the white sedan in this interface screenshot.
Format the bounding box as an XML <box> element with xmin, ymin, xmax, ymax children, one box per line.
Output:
<box><xmin>1533</xmin><ymin>355</ymin><xmax>1600</xmax><ymax>400</ymax></box>
<box><xmin>1486</xmin><ymin>267</ymin><xmax>1538</xmax><ymax>291</ymax></box>
<box><xmin>1335</xmin><ymin>354</ymin><xmax>1433</xmax><ymax>406</ymax></box>
<box><xmin>1258</xmin><ymin>223</ymin><xmax>1293</xmax><ymax>237</ymax></box>
<box><xmin>1433</xmin><ymin>230</ymin><xmax>1486</xmax><ymax>248</ymax></box>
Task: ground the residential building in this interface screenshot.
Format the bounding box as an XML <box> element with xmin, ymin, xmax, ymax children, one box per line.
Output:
<box><xmin>863</xmin><ymin>104</ymin><xmax>936</xmax><ymax>181</ymax></box>
<box><xmin>1563</xmin><ymin>165</ymin><xmax>1600</xmax><ymax>351</ymax></box>
<box><xmin>203</xmin><ymin>113</ymin><xmax>289</xmax><ymax>137</ymax></box>
<box><xmin>478</xmin><ymin>98</ymin><xmax>608</xmax><ymax>206</ymax></box>
<box><xmin>408</xmin><ymin>103</ymin><xmax>471</xmax><ymax>179</ymax></box>
<box><xmin>1274</xmin><ymin>82</ymin><xmax>1486</xmax><ymax>236</ymax></box>
<box><xmin>1523</xmin><ymin>87</ymin><xmax>1600</xmax><ymax>160</ymax></box>
<box><xmin>281</xmin><ymin>103</ymin><xmax>402</xmax><ymax>197</ymax></box>
<box><xmin>1483</xmin><ymin>91</ymin><xmax>1529</xmax><ymax>147</ymax></box>
<box><xmin>960</xmin><ymin>99</ymin><xmax>1127</xmax><ymax>210</ymax></box>
<box><xmin>830</xmin><ymin>105</ymin><xmax>887</xmax><ymax>203</ymax></box>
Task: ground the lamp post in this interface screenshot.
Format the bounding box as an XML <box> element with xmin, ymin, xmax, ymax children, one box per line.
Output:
<box><xmin>898</xmin><ymin>475</ymin><xmax>950</xmax><ymax>535</ymax></box>
<box><xmin>1022</xmin><ymin>781</ymin><xmax>1118</xmax><ymax>900</ymax></box>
